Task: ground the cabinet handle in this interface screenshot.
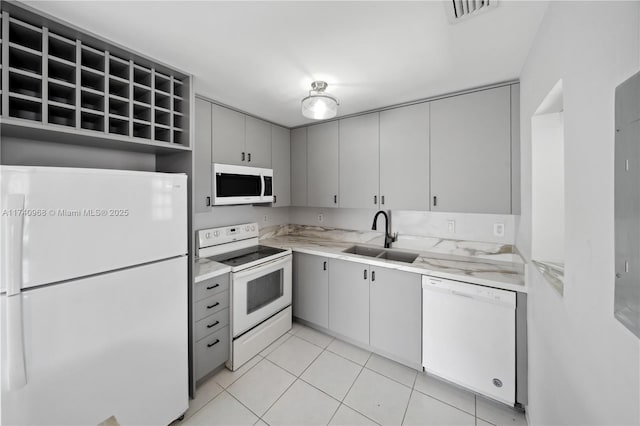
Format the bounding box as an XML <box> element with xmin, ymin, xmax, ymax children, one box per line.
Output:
<box><xmin>364</xmin><ymin>269</ymin><xmax>368</xmax><ymax>280</ymax></box>
<box><xmin>372</xmin><ymin>271</ymin><xmax>376</xmax><ymax>282</ymax></box>
<box><xmin>323</xmin><ymin>261</ymin><xmax>327</xmax><ymax>271</ymax></box>
<box><xmin>206</xmin><ymin>196</ymin><xmax>211</xmax><ymax>206</ymax></box>
<box><xmin>334</xmin><ymin>195</ymin><xmax>337</xmax><ymax>204</ymax></box>
<box><xmin>206</xmin><ymin>283</ymin><xmax>220</xmax><ymax>290</ymax></box>
<box><xmin>207</xmin><ymin>339</ymin><xmax>221</xmax><ymax>348</ymax></box>
<box><xmin>381</xmin><ymin>195</ymin><xmax>385</xmax><ymax>205</ymax></box>
<box><xmin>374</xmin><ymin>195</ymin><xmax>377</xmax><ymax>205</ymax></box>
<box><xmin>207</xmin><ymin>302</ymin><xmax>220</xmax><ymax>309</ymax></box>
<box><xmin>274</xmin><ymin>195</ymin><xmax>277</xmax><ymax>204</ymax></box>
<box><xmin>206</xmin><ymin>320</ymin><xmax>220</xmax><ymax>329</ymax></box>
<box><xmin>242</xmin><ymin>152</ymin><xmax>245</xmax><ymax>161</ymax></box>
<box><xmin>248</xmin><ymin>152</ymin><xmax>251</xmax><ymax>162</ymax></box>
<box><xmin>433</xmin><ymin>196</ymin><xmax>437</xmax><ymax>207</ymax></box>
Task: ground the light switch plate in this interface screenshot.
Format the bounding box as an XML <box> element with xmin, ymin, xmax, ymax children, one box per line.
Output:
<box><xmin>317</xmin><ymin>214</ymin><xmax>324</xmax><ymax>223</ymax></box>
<box><xmin>494</xmin><ymin>223</ymin><xmax>505</xmax><ymax>237</ymax></box>
<box><xmin>447</xmin><ymin>220</ymin><xmax>455</xmax><ymax>233</ymax></box>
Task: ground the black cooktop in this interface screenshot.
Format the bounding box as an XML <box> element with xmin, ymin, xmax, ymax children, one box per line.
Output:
<box><xmin>213</xmin><ymin>245</ymin><xmax>287</xmax><ymax>267</ymax></box>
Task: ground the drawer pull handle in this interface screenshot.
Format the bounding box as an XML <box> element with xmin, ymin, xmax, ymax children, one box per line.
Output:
<box><xmin>207</xmin><ymin>339</ymin><xmax>220</xmax><ymax>348</ymax></box>
<box><xmin>206</xmin><ymin>320</ymin><xmax>220</xmax><ymax>329</ymax></box>
<box><xmin>206</xmin><ymin>283</ymin><xmax>220</xmax><ymax>290</ymax></box>
<box><xmin>207</xmin><ymin>302</ymin><xmax>220</xmax><ymax>309</ymax></box>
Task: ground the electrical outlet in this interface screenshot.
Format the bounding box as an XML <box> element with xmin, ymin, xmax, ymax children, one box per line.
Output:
<box><xmin>317</xmin><ymin>213</ymin><xmax>324</xmax><ymax>223</ymax></box>
<box><xmin>447</xmin><ymin>220</ymin><xmax>455</xmax><ymax>233</ymax></box>
<box><xmin>263</xmin><ymin>215</ymin><xmax>269</xmax><ymax>224</ymax></box>
<box><xmin>494</xmin><ymin>223</ymin><xmax>505</xmax><ymax>237</ymax></box>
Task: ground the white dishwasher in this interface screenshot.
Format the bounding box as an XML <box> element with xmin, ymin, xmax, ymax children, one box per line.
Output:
<box><xmin>422</xmin><ymin>276</ymin><xmax>516</xmax><ymax>405</ymax></box>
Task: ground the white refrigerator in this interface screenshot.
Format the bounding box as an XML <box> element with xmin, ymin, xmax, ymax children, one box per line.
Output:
<box><xmin>0</xmin><ymin>166</ymin><xmax>189</xmax><ymax>425</ymax></box>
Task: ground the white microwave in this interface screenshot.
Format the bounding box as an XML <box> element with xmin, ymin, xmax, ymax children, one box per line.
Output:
<box><xmin>212</xmin><ymin>163</ymin><xmax>273</xmax><ymax>205</ymax></box>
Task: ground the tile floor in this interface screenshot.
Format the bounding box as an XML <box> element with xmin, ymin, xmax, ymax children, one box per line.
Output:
<box><xmin>182</xmin><ymin>322</ymin><xmax>527</xmax><ymax>426</ymax></box>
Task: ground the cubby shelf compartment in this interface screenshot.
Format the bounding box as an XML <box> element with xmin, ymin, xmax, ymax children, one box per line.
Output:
<box><xmin>1</xmin><ymin>7</ymin><xmax>191</xmax><ymax>151</ymax></box>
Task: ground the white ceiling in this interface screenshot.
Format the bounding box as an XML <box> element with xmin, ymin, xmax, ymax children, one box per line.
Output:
<box><xmin>25</xmin><ymin>1</ymin><xmax>549</xmax><ymax>128</ymax></box>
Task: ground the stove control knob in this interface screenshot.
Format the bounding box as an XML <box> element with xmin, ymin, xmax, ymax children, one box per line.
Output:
<box><xmin>213</xmin><ymin>231</ymin><xmax>220</xmax><ymax>237</ymax></box>
<box><xmin>245</xmin><ymin>225</ymin><xmax>250</xmax><ymax>231</ymax></box>
<box><xmin>206</xmin><ymin>232</ymin><xmax>211</xmax><ymax>239</ymax></box>
<box><xmin>251</xmin><ymin>225</ymin><xmax>256</xmax><ymax>231</ymax></box>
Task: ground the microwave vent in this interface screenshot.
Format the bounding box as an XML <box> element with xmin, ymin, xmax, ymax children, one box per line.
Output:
<box><xmin>446</xmin><ymin>0</ymin><xmax>498</xmax><ymax>23</ymax></box>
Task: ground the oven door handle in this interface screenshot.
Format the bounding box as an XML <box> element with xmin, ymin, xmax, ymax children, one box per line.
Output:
<box><xmin>232</xmin><ymin>253</ymin><xmax>292</xmax><ymax>280</ymax></box>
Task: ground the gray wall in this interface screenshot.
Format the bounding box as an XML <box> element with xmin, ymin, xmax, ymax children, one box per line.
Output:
<box><xmin>518</xmin><ymin>2</ymin><xmax>640</xmax><ymax>425</ymax></box>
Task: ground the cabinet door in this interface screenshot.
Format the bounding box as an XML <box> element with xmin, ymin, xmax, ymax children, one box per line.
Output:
<box><xmin>293</xmin><ymin>253</ymin><xmax>329</xmax><ymax>328</ymax></box>
<box><xmin>370</xmin><ymin>267</ymin><xmax>422</xmax><ymax>367</ymax></box>
<box><xmin>212</xmin><ymin>104</ymin><xmax>245</xmax><ymax>166</ymax></box>
<box><xmin>246</xmin><ymin>116</ymin><xmax>272</xmax><ymax>168</ymax></box>
<box><xmin>328</xmin><ymin>259</ymin><xmax>369</xmax><ymax>345</ymax></box>
<box><xmin>339</xmin><ymin>113</ymin><xmax>380</xmax><ymax>209</ymax></box>
<box><xmin>290</xmin><ymin>128</ymin><xmax>308</xmax><ymax>206</ymax></box>
<box><xmin>380</xmin><ymin>103</ymin><xmax>430</xmax><ymax>211</ymax></box>
<box><xmin>271</xmin><ymin>125</ymin><xmax>291</xmax><ymax>206</ymax></box>
<box><xmin>430</xmin><ymin>86</ymin><xmax>511</xmax><ymax>213</ymax></box>
<box><xmin>307</xmin><ymin>121</ymin><xmax>339</xmax><ymax>208</ymax></box>
<box><xmin>194</xmin><ymin>98</ymin><xmax>212</xmax><ymax>213</ymax></box>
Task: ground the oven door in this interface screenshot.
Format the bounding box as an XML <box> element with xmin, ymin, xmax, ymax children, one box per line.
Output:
<box><xmin>231</xmin><ymin>255</ymin><xmax>292</xmax><ymax>337</ymax></box>
<box><xmin>212</xmin><ymin>163</ymin><xmax>263</xmax><ymax>205</ymax></box>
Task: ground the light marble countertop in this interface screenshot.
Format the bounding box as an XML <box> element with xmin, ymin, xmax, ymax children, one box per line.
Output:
<box><xmin>259</xmin><ymin>225</ymin><xmax>527</xmax><ymax>293</ymax></box>
<box><xmin>194</xmin><ymin>258</ymin><xmax>231</xmax><ymax>283</ymax></box>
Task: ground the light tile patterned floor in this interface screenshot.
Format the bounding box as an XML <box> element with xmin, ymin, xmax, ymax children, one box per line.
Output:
<box><xmin>183</xmin><ymin>322</ymin><xmax>528</xmax><ymax>426</ymax></box>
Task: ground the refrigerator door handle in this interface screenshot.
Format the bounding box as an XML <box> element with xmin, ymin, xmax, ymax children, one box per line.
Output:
<box><xmin>3</xmin><ymin>194</ymin><xmax>27</xmax><ymax>389</ymax></box>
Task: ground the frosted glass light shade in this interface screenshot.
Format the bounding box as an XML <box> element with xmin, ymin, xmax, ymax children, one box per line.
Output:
<box><xmin>301</xmin><ymin>94</ymin><xmax>339</xmax><ymax>120</ymax></box>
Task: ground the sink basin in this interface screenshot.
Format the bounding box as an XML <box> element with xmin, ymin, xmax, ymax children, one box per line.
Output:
<box><xmin>342</xmin><ymin>245</ymin><xmax>385</xmax><ymax>257</ymax></box>
<box><xmin>376</xmin><ymin>250</ymin><xmax>419</xmax><ymax>263</ymax></box>
<box><xmin>343</xmin><ymin>245</ymin><xmax>418</xmax><ymax>264</ymax></box>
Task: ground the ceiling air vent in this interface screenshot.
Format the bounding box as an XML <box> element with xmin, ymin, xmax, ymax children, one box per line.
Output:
<box><xmin>446</xmin><ymin>0</ymin><xmax>498</xmax><ymax>24</ymax></box>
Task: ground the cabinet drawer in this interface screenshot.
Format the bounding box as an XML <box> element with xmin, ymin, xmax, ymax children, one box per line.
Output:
<box><xmin>194</xmin><ymin>274</ymin><xmax>229</xmax><ymax>302</ymax></box>
<box><xmin>194</xmin><ymin>326</ymin><xmax>229</xmax><ymax>381</ymax></box>
<box><xmin>194</xmin><ymin>291</ymin><xmax>229</xmax><ymax>322</ymax></box>
<box><xmin>194</xmin><ymin>308</ymin><xmax>229</xmax><ymax>342</ymax></box>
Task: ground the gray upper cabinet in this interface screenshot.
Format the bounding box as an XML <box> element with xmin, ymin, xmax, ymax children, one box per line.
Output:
<box><xmin>380</xmin><ymin>103</ymin><xmax>430</xmax><ymax>211</ymax></box>
<box><xmin>339</xmin><ymin>113</ymin><xmax>380</xmax><ymax>209</ymax></box>
<box><xmin>211</xmin><ymin>104</ymin><xmax>245</xmax><ymax>166</ymax></box>
<box><xmin>194</xmin><ymin>98</ymin><xmax>212</xmax><ymax>212</ymax></box>
<box><xmin>329</xmin><ymin>258</ymin><xmax>369</xmax><ymax>345</ymax></box>
<box><xmin>293</xmin><ymin>253</ymin><xmax>329</xmax><ymax>328</ymax></box>
<box><xmin>245</xmin><ymin>116</ymin><xmax>272</xmax><ymax>168</ymax></box>
<box><xmin>430</xmin><ymin>86</ymin><xmax>512</xmax><ymax>213</ymax></box>
<box><xmin>291</xmin><ymin>128</ymin><xmax>308</xmax><ymax>206</ymax></box>
<box><xmin>308</xmin><ymin>121</ymin><xmax>340</xmax><ymax>208</ymax></box>
<box><xmin>369</xmin><ymin>266</ymin><xmax>422</xmax><ymax>368</ymax></box>
<box><xmin>271</xmin><ymin>125</ymin><xmax>291</xmax><ymax>206</ymax></box>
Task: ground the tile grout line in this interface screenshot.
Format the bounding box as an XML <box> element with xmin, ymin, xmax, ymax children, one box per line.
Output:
<box><xmin>400</xmin><ymin>372</ymin><xmax>419</xmax><ymax>425</ymax></box>
<box><xmin>361</xmin><ymin>363</ymin><xmax>417</xmax><ymax>390</ymax></box>
<box><xmin>223</xmin><ymin>389</ymin><xmax>265</xmax><ymax>423</ymax></box>
<box><xmin>411</xmin><ymin>386</ymin><xmax>477</xmax><ymax>417</ymax></box>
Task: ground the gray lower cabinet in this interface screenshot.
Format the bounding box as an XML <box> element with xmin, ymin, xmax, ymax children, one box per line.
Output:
<box><xmin>328</xmin><ymin>259</ymin><xmax>369</xmax><ymax>345</ymax></box>
<box><xmin>194</xmin><ymin>98</ymin><xmax>212</xmax><ymax>212</ymax></box>
<box><xmin>430</xmin><ymin>86</ymin><xmax>512</xmax><ymax>213</ymax></box>
<box><xmin>290</xmin><ymin>127</ymin><xmax>308</xmax><ymax>206</ymax></box>
<box><xmin>369</xmin><ymin>266</ymin><xmax>422</xmax><ymax>367</ymax></box>
<box><xmin>307</xmin><ymin>121</ymin><xmax>339</xmax><ymax>208</ymax></box>
<box><xmin>271</xmin><ymin>125</ymin><xmax>291</xmax><ymax>206</ymax></box>
<box><xmin>193</xmin><ymin>273</ymin><xmax>230</xmax><ymax>382</ymax></box>
<box><xmin>293</xmin><ymin>253</ymin><xmax>329</xmax><ymax>327</ymax></box>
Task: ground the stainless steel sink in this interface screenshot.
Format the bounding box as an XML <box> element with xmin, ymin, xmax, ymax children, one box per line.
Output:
<box><xmin>343</xmin><ymin>245</ymin><xmax>418</xmax><ymax>264</ymax></box>
<box><xmin>342</xmin><ymin>245</ymin><xmax>385</xmax><ymax>257</ymax></box>
<box><xmin>376</xmin><ymin>250</ymin><xmax>419</xmax><ymax>263</ymax></box>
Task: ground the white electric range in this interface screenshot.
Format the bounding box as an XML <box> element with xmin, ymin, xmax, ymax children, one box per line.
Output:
<box><xmin>197</xmin><ymin>223</ymin><xmax>292</xmax><ymax>370</ymax></box>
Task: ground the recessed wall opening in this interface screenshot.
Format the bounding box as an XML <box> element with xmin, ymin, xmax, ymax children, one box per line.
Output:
<box><xmin>531</xmin><ymin>79</ymin><xmax>565</xmax><ymax>295</ymax></box>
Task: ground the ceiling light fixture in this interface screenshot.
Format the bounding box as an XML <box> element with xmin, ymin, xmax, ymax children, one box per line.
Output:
<box><xmin>301</xmin><ymin>81</ymin><xmax>339</xmax><ymax>120</ymax></box>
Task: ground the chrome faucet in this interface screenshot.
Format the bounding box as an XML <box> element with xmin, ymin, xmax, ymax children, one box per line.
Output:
<box><xmin>371</xmin><ymin>210</ymin><xmax>398</xmax><ymax>248</ymax></box>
